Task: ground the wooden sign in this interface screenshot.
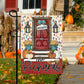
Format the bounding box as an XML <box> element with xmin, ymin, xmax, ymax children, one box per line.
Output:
<box><xmin>21</xmin><ymin>15</ymin><xmax>62</xmax><ymax>74</ymax></box>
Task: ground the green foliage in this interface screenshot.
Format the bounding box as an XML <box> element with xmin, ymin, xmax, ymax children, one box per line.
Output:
<box><xmin>82</xmin><ymin>51</ymin><xmax>84</xmax><ymax>57</ymax></box>
<box><xmin>71</xmin><ymin>0</ymin><xmax>84</xmax><ymax>27</ymax></box>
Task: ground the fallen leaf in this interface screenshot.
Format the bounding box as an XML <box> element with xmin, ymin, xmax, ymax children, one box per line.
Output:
<box><xmin>3</xmin><ymin>80</ymin><xmax>10</xmax><ymax>83</ymax></box>
<box><xmin>18</xmin><ymin>71</ymin><xmax>21</xmax><ymax>73</ymax></box>
<box><xmin>67</xmin><ymin>76</ymin><xmax>74</xmax><ymax>79</ymax></box>
<box><xmin>13</xmin><ymin>77</ymin><xmax>16</xmax><ymax>79</ymax></box>
<box><xmin>5</xmin><ymin>63</ymin><xmax>9</xmax><ymax>65</ymax></box>
<box><xmin>39</xmin><ymin>77</ymin><xmax>43</xmax><ymax>80</ymax></box>
<box><xmin>42</xmin><ymin>81</ymin><xmax>45</xmax><ymax>84</ymax></box>
<box><xmin>22</xmin><ymin>79</ymin><xmax>32</xmax><ymax>83</ymax></box>
<box><xmin>9</xmin><ymin>67</ymin><xmax>13</xmax><ymax>71</ymax></box>
<box><xmin>31</xmin><ymin>76</ymin><xmax>36</xmax><ymax>79</ymax></box>
<box><xmin>4</xmin><ymin>71</ymin><xmax>11</xmax><ymax>75</ymax></box>
<box><xmin>1</xmin><ymin>74</ymin><xmax>7</xmax><ymax>80</ymax></box>
<box><xmin>18</xmin><ymin>75</ymin><xmax>23</xmax><ymax>79</ymax></box>
<box><xmin>9</xmin><ymin>80</ymin><xmax>15</xmax><ymax>83</ymax></box>
<box><xmin>78</xmin><ymin>78</ymin><xmax>84</xmax><ymax>80</ymax></box>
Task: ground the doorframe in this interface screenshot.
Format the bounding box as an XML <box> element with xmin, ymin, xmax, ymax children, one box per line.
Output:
<box><xmin>32</xmin><ymin>17</ymin><xmax>52</xmax><ymax>51</ymax></box>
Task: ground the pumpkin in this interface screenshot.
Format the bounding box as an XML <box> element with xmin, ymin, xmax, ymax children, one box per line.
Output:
<box><xmin>22</xmin><ymin>49</ymin><xmax>29</xmax><ymax>58</ymax></box>
<box><xmin>18</xmin><ymin>49</ymin><xmax>21</xmax><ymax>55</ymax></box>
<box><xmin>62</xmin><ymin>24</ymin><xmax>65</xmax><ymax>31</ymax></box>
<box><xmin>0</xmin><ymin>52</ymin><xmax>3</xmax><ymax>58</ymax></box>
<box><xmin>82</xmin><ymin>57</ymin><xmax>84</xmax><ymax>64</ymax></box>
<box><xmin>75</xmin><ymin>53</ymin><xmax>80</xmax><ymax>60</ymax></box>
<box><xmin>65</xmin><ymin>14</ymin><xmax>74</xmax><ymax>24</ymax></box>
<box><xmin>48</xmin><ymin>51</ymin><xmax>56</xmax><ymax>59</ymax></box>
<box><xmin>5</xmin><ymin>52</ymin><xmax>14</xmax><ymax>58</ymax></box>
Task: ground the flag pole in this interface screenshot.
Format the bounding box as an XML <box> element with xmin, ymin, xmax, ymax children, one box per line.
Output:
<box><xmin>9</xmin><ymin>10</ymin><xmax>18</xmax><ymax>84</ymax></box>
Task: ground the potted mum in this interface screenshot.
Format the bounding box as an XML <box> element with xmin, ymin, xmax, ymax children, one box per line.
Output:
<box><xmin>48</xmin><ymin>40</ymin><xmax>58</xmax><ymax>59</ymax></box>
<box><xmin>22</xmin><ymin>40</ymin><xmax>35</xmax><ymax>59</ymax></box>
<box><xmin>24</xmin><ymin>40</ymin><xmax>32</xmax><ymax>50</ymax></box>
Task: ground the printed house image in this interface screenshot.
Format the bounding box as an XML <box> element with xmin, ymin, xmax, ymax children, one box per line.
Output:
<box><xmin>21</xmin><ymin>15</ymin><xmax>62</xmax><ymax>74</ymax></box>
<box><xmin>21</xmin><ymin>15</ymin><xmax>62</xmax><ymax>59</ymax></box>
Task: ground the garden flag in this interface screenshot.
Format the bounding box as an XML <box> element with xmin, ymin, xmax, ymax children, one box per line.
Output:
<box><xmin>21</xmin><ymin>15</ymin><xmax>62</xmax><ymax>74</ymax></box>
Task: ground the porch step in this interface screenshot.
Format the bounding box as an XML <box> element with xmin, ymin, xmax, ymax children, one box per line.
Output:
<box><xmin>32</xmin><ymin>51</ymin><xmax>50</xmax><ymax>54</ymax></box>
<box><xmin>62</xmin><ymin>45</ymin><xmax>79</xmax><ymax>64</ymax></box>
<box><xmin>35</xmin><ymin>54</ymin><xmax>48</xmax><ymax>57</ymax></box>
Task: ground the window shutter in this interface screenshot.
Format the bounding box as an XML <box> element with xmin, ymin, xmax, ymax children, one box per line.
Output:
<box><xmin>41</xmin><ymin>0</ymin><xmax>47</xmax><ymax>10</ymax></box>
<box><xmin>5</xmin><ymin>0</ymin><xmax>17</xmax><ymax>12</ymax></box>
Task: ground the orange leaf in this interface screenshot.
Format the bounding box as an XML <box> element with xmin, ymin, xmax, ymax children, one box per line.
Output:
<box><xmin>9</xmin><ymin>80</ymin><xmax>15</xmax><ymax>83</ymax></box>
<box><xmin>67</xmin><ymin>76</ymin><xmax>74</xmax><ymax>79</ymax></box>
<box><xmin>78</xmin><ymin>78</ymin><xmax>84</xmax><ymax>80</ymax></box>
<box><xmin>4</xmin><ymin>71</ymin><xmax>11</xmax><ymax>75</ymax></box>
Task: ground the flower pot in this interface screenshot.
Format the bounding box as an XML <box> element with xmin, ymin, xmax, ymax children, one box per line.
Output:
<box><xmin>25</xmin><ymin>45</ymin><xmax>32</xmax><ymax>50</ymax></box>
<box><xmin>51</xmin><ymin>45</ymin><xmax>58</xmax><ymax>50</ymax></box>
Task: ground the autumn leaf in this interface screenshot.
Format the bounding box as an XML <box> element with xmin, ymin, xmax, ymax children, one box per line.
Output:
<box><xmin>39</xmin><ymin>77</ymin><xmax>43</xmax><ymax>80</ymax></box>
<box><xmin>18</xmin><ymin>75</ymin><xmax>23</xmax><ymax>79</ymax></box>
<box><xmin>78</xmin><ymin>78</ymin><xmax>84</xmax><ymax>80</ymax></box>
<box><xmin>67</xmin><ymin>76</ymin><xmax>74</xmax><ymax>79</ymax></box>
<box><xmin>0</xmin><ymin>65</ymin><xmax>3</xmax><ymax>69</ymax></box>
<box><xmin>31</xmin><ymin>76</ymin><xmax>36</xmax><ymax>79</ymax></box>
<box><xmin>22</xmin><ymin>79</ymin><xmax>32</xmax><ymax>83</ymax></box>
<box><xmin>9</xmin><ymin>80</ymin><xmax>15</xmax><ymax>83</ymax></box>
<box><xmin>9</xmin><ymin>67</ymin><xmax>13</xmax><ymax>71</ymax></box>
<box><xmin>18</xmin><ymin>71</ymin><xmax>21</xmax><ymax>73</ymax></box>
<box><xmin>42</xmin><ymin>81</ymin><xmax>45</xmax><ymax>84</ymax></box>
<box><xmin>4</xmin><ymin>71</ymin><xmax>11</xmax><ymax>75</ymax></box>
<box><xmin>3</xmin><ymin>80</ymin><xmax>10</xmax><ymax>83</ymax></box>
<box><xmin>1</xmin><ymin>74</ymin><xmax>7</xmax><ymax>80</ymax></box>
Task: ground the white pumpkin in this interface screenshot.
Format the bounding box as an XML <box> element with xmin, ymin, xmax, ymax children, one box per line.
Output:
<box><xmin>26</xmin><ymin>54</ymin><xmax>33</xmax><ymax>59</ymax></box>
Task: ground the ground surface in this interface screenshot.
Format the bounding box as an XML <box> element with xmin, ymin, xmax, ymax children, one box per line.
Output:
<box><xmin>57</xmin><ymin>65</ymin><xmax>84</xmax><ymax>84</ymax></box>
<box><xmin>0</xmin><ymin>58</ymin><xmax>64</xmax><ymax>84</ymax></box>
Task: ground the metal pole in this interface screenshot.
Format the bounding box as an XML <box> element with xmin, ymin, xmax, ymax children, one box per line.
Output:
<box><xmin>64</xmin><ymin>0</ymin><xmax>69</xmax><ymax>19</ymax></box>
<box><xmin>9</xmin><ymin>10</ymin><xmax>18</xmax><ymax>84</ymax></box>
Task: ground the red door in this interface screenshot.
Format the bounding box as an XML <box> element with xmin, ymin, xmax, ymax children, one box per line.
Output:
<box><xmin>35</xmin><ymin>20</ymin><xmax>49</xmax><ymax>50</ymax></box>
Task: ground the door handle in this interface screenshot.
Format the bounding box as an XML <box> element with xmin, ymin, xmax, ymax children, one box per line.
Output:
<box><xmin>40</xmin><ymin>38</ymin><xmax>44</xmax><ymax>40</ymax></box>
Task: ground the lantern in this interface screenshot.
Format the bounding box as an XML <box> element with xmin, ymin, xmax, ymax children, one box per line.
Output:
<box><xmin>25</xmin><ymin>21</ymin><xmax>30</xmax><ymax>33</ymax></box>
<box><xmin>53</xmin><ymin>22</ymin><xmax>58</xmax><ymax>33</ymax></box>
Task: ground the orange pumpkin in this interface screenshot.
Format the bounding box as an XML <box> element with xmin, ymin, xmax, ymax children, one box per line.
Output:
<box><xmin>62</xmin><ymin>24</ymin><xmax>65</xmax><ymax>31</ymax></box>
<box><xmin>75</xmin><ymin>53</ymin><xmax>79</xmax><ymax>60</ymax></box>
<box><xmin>75</xmin><ymin>6</ymin><xmax>79</xmax><ymax>12</ymax></box>
<box><xmin>65</xmin><ymin>14</ymin><xmax>74</xmax><ymax>24</ymax></box>
<box><xmin>0</xmin><ymin>52</ymin><xmax>3</xmax><ymax>58</ymax></box>
<box><xmin>82</xmin><ymin>57</ymin><xmax>84</xmax><ymax>64</ymax></box>
<box><xmin>22</xmin><ymin>49</ymin><xmax>29</xmax><ymax>58</ymax></box>
<box><xmin>5</xmin><ymin>52</ymin><xmax>14</xmax><ymax>58</ymax></box>
<box><xmin>48</xmin><ymin>52</ymin><xmax>56</xmax><ymax>59</ymax></box>
<box><xmin>81</xmin><ymin>46</ymin><xmax>84</xmax><ymax>51</ymax></box>
<box><xmin>78</xmin><ymin>49</ymin><xmax>81</xmax><ymax>54</ymax></box>
<box><xmin>18</xmin><ymin>49</ymin><xmax>21</xmax><ymax>55</ymax></box>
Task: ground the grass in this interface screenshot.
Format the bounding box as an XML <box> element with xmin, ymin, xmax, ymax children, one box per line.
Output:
<box><xmin>0</xmin><ymin>58</ymin><xmax>65</xmax><ymax>84</ymax></box>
